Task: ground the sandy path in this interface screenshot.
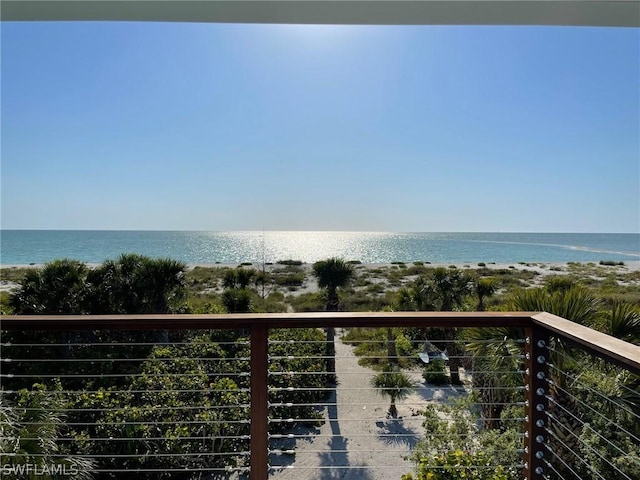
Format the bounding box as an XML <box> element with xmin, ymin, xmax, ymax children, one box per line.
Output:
<box><xmin>269</xmin><ymin>331</ymin><xmax>466</xmax><ymax>480</ymax></box>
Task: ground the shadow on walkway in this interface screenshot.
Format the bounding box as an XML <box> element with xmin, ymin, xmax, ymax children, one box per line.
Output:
<box><xmin>375</xmin><ymin>417</ymin><xmax>420</xmax><ymax>449</ymax></box>
<box><xmin>317</xmin><ymin>388</ymin><xmax>373</xmax><ymax>480</ymax></box>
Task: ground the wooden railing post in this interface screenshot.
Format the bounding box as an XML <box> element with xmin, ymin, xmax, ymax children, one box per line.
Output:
<box><xmin>524</xmin><ymin>325</ymin><xmax>550</xmax><ymax>480</ymax></box>
<box><xmin>250</xmin><ymin>322</ymin><xmax>269</xmax><ymax>480</ymax></box>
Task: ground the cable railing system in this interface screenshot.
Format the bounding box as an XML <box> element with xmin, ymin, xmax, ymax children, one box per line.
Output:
<box><xmin>1</xmin><ymin>312</ymin><xmax>639</xmax><ymax>480</ymax></box>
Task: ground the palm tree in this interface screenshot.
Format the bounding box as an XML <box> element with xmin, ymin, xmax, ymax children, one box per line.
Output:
<box><xmin>600</xmin><ymin>301</ymin><xmax>640</xmax><ymax>344</ymax></box>
<box><xmin>222</xmin><ymin>288</ymin><xmax>252</xmax><ymax>313</ymax></box>
<box><xmin>464</xmin><ymin>326</ymin><xmax>524</xmax><ymax>429</ymax></box>
<box><xmin>371</xmin><ymin>367</ymin><xmax>417</xmax><ymax>418</ymax></box>
<box><xmin>91</xmin><ymin>254</ymin><xmax>186</xmax><ymax>343</ymax></box>
<box><xmin>89</xmin><ymin>254</ymin><xmax>186</xmax><ymax>314</ymax></box>
<box><xmin>426</xmin><ymin>267</ymin><xmax>473</xmax><ymax>312</ymax></box>
<box><xmin>9</xmin><ymin>259</ymin><xmax>89</xmax><ymax>314</ymax></box>
<box><xmin>312</xmin><ymin>258</ymin><xmax>354</xmax><ymax>312</ymax></box>
<box><xmin>512</xmin><ymin>285</ymin><xmax>599</xmax><ymax>326</ymax></box>
<box><xmin>473</xmin><ymin>277</ymin><xmax>496</xmax><ymax>312</ymax></box>
<box><xmin>222</xmin><ymin>268</ymin><xmax>257</xmax><ymax>313</ymax></box>
<box><xmin>138</xmin><ymin>257</ymin><xmax>187</xmax><ymax>314</ymax></box>
<box><xmin>424</xmin><ymin>268</ymin><xmax>474</xmax><ymax>385</ymax></box>
<box><xmin>223</xmin><ymin>268</ymin><xmax>256</xmax><ymax>290</ymax></box>
<box><xmin>313</xmin><ymin>258</ymin><xmax>355</xmax><ymax>382</ymax></box>
<box><xmin>511</xmin><ymin>285</ymin><xmax>599</xmax><ymax>479</ymax></box>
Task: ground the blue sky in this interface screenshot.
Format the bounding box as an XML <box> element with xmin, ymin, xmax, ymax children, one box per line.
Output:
<box><xmin>1</xmin><ymin>22</ymin><xmax>638</xmax><ymax>232</ymax></box>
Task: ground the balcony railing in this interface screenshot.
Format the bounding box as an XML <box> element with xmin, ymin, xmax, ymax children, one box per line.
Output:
<box><xmin>1</xmin><ymin>312</ymin><xmax>639</xmax><ymax>480</ymax></box>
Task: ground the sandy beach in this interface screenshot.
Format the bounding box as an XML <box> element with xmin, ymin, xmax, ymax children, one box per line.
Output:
<box><xmin>2</xmin><ymin>261</ymin><xmax>639</xmax><ymax>295</ymax></box>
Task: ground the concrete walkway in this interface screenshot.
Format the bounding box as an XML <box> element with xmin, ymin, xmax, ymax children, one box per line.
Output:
<box><xmin>269</xmin><ymin>332</ymin><xmax>465</xmax><ymax>480</ymax></box>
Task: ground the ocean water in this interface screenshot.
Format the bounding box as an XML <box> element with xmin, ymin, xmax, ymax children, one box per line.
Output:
<box><xmin>0</xmin><ymin>231</ymin><xmax>638</xmax><ymax>266</ymax></box>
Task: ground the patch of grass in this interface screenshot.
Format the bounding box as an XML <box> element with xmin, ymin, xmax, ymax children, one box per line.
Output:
<box><xmin>287</xmin><ymin>292</ymin><xmax>324</xmax><ymax>312</ymax></box>
<box><xmin>274</xmin><ymin>272</ymin><xmax>305</xmax><ymax>287</ymax></box>
<box><xmin>185</xmin><ymin>294</ymin><xmax>225</xmax><ymax>314</ymax></box>
<box><xmin>405</xmin><ymin>265</ymin><xmax>429</xmax><ymax>276</ymax></box>
<box><xmin>0</xmin><ymin>267</ymin><xmax>33</xmax><ymax>283</ymax></box>
<box><xmin>365</xmin><ymin>283</ymin><xmax>386</xmax><ymax>295</ymax></box>
<box><xmin>341</xmin><ymin>289</ymin><xmax>393</xmax><ymax>312</ymax></box>
<box><xmin>594</xmin><ymin>287</ymin><xmax>640</xmax><ymax>307</ymax></box>
<box><xmin>254</xmin><ymin>292</ymin><xmax>288</xmax><ymax>313</ymax></box>
<box><xmin>617</xmin><ymin>270</ymin><xmax>640</xmax><ymax>283</ymax></box>
<box><xmin>545</xmin><ymin>275</ymin><xmax>576</xmax><ymax>292</ymax></box>
<box><xmin>0</xmin><ymin>291</ymin><xmax>14</xmax><ymax>314</ymax></box>
<box><xmin>343</xmin><ymin>328</ymin><xmax>388</xmax><ymax>368</ymax></box>
<box><xmin>184</xmin><ymin>266</ymin><xmax>227</xmax><ymax>291</ymax></box>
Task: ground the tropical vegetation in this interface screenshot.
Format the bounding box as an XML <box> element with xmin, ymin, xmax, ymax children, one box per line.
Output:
<box><xmin>371</xmin><ymin>366</ymin><xmax>417</xmax><ymax>418</ymax></box>
<box><xmin>1</xmin><ymin>257</ymin><xmax>639</xmax><ymax>479</ymax></box>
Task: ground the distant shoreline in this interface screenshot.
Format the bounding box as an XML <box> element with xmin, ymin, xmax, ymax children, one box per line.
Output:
<box><xmin>2</xmin><ymin>260</ymin><xmax>639</xmax><ymax>270</ymax></box>
<box><xmin>3</xmin><ymin>261</ymin><xmax>639</xmax><ymax>295</ymax></box>
<box><xmin>192</xmin><ymin>260</ymin><xmax>640</xmax><ymax>292</ymax></box>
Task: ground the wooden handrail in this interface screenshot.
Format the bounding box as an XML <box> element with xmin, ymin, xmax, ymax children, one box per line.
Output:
<box><xmin>532</xmin><ymin>312</ymin><xmax>640</xmax><ymax>375</ymax></box>
<box><xmin>0</xmin><ymin>311</ymin><xmax>536</xmax><ymax>330</ymax></box>
<box><xmin>3</xmin><ymin>311</ymin><xmax>639</xmax><ymax>480</ymax></box>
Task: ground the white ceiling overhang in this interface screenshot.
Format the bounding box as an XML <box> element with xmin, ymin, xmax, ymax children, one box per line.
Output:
<box><xmin>1</xmin><ymin>0</ymin><xmax>639</xmax><ymax>27</ymax></box>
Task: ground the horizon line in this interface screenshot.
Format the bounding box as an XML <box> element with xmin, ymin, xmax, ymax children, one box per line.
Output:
<box><xmin>1</xmin><ymin>229</ymin><xmax>639</xmax><ymax>235</ymax></box>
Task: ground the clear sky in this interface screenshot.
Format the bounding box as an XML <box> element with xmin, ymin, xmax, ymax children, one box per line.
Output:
<box><xmin>1</xmin><ymin>22</ymin><xmax>638</xmax><ymax>233</ymax></box>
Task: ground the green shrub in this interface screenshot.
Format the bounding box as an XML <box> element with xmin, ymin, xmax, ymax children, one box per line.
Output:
<box><xmin>366</xmin><ymin>282</ymin><xmax>386</xmax><ymax>295</ymax></box>
<box><xmin>422</xmin><ymin>359</ymin><xmax>449</xmax><ymax>385</ymax></box>
<box><xmin>274</xmin><ymin>272</ymin><xmax>305</xmax><ymax>287</ymax></box>
<box><xmin>600</xmin><ymin>260</ymin><xmax>625</xmax><ymax>266</ymax></box>
<box><xmin>545</xmin><ymin>275</ymin><xmax>575</xmax><ymax>292</ymax></box>
<box><xmin>408</xmin><ymin>399</ymin><xmax>521</xmax><ymax>480</ymax></box>
<box><xmin>268</xmin><ymin>328</ymin><xmax>329</xmax><ymax>431</ymax></box>
<box><xmin>395</xmin><ymin>333</ymin><xmax>414</xmax><ymax>359</ymax></box>
<box><xmin>287</xmin><ymin>292</ymin><xmax>324</xmax><ymax>312</ymax></box>
<box><xmin>276</xmin><ymin>259</ymin><xmax>303</xmax><ymax>266</ymax></box>
<box><xmin>402</xmin><ymin>450</ymin><xmax>509</xmax><ymax>480</ymax></box>
<box><xmin>477</xmin><ymin>262</ymin><xmax>486</xmax><ymax>267</ymax></box>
